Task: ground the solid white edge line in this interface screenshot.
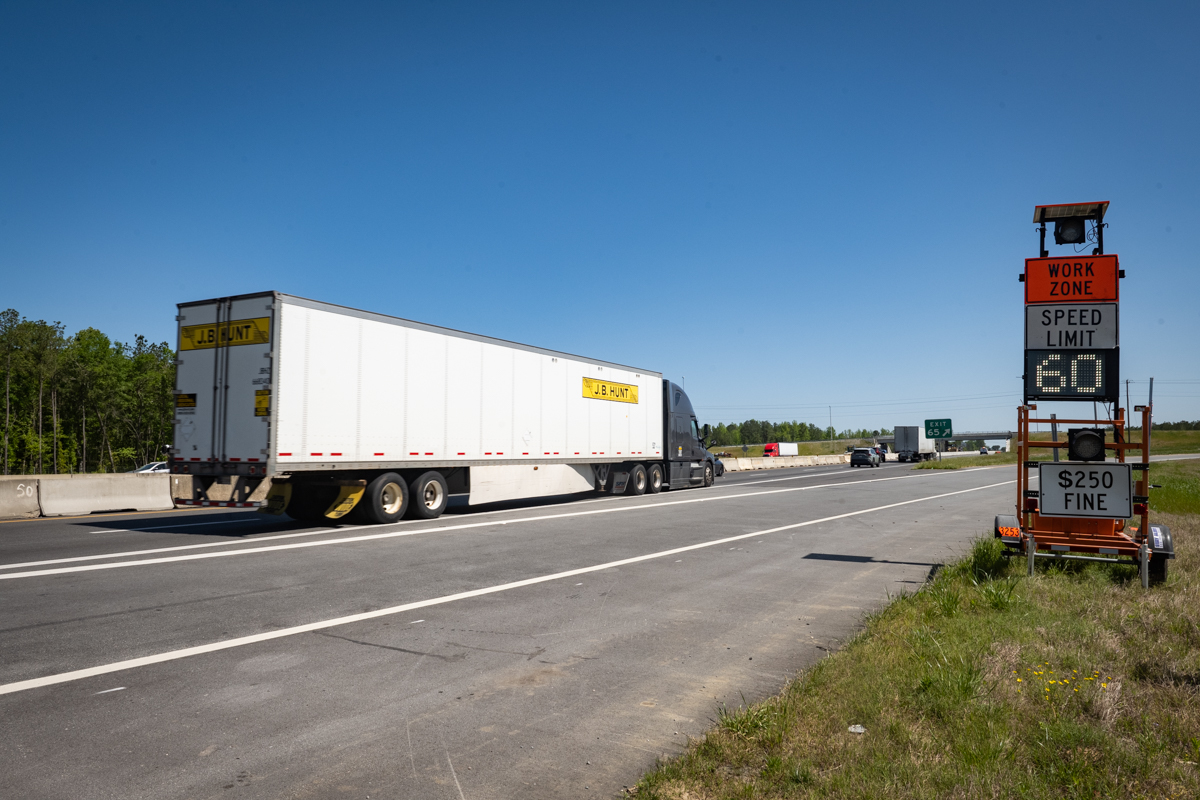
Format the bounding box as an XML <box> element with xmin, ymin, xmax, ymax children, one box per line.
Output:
<box><xmin>0</xmin><ymin>468</ymin><xmax>976</xmax><ymax>579</ymax></box>
<box><xmin>0</xmin><ymin>480</ymin><xmax>1014</xmax><ymax>696</ymax></box>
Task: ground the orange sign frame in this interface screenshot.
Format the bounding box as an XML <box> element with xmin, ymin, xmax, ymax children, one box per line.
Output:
<box><xmin>1024</xmin><ymin>254</ymin><xmax>1119</xmax><ymax>304</ymax></box>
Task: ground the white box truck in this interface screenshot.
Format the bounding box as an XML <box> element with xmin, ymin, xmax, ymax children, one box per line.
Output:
<box><xmin>170</xmin><ymin>293</ymin><xmax>718</xmax><ymax>523</ymax></box>
<box><xmin>894</xmin><ymin>426</ymin><xmax>936</xmax><ymax>462</ymax></box>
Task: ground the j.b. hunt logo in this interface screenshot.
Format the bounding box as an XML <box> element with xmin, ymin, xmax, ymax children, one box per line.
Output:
<box><xmin>180</xmin><ymin>317</ymin><xmax>271</xmax><ymax>351</ymax></box>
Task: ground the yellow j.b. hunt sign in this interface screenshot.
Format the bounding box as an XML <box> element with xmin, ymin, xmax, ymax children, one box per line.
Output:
<box><xmin>180</xmin><ymin>317</ymin><xmax>271</xmax><ymax>351</ymax></box>
<box><xmin>582</xmin><ymin>377</ymin><xmax>638</xmax><ymax>404</ymax></box>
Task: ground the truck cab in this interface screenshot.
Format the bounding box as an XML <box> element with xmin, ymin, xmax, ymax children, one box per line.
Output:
<box><xmin>763</xmin><ymin>443</ymin><xmax>779</xmax><ymax>457</ymax></box>
<box><xmin>664</xmin><ymin>380</ymin><xmax>714</xmax><ymax>488</ymax></box>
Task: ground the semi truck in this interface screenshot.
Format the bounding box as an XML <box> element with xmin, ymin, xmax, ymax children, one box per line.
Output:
<box><xmin>763</xmin><ymin>442</ymin><xmax>799</xmax><ymax>457</ymax></box>
<box><xmin>169</xmin><ymin>292</ymin><xmax>718</xmax><ymax>523</ymax></box>
<box><xmin>894</xmin><ymin>426</ymin><xmax>936</xmax><ymax>462</ymax></box>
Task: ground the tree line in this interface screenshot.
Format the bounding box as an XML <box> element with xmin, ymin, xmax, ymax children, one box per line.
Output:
<box><xmin>706</xmin><ymin>419</ymin><xmax>892</xmax><ymax>447</ymax></box>
<box><xmin>1151</xmin><ymin>420</ymin><xmax>1200</xmax><ymax>431</ymax></box>
<box><xmin>1</xmin><ymin>309</ymin><xmax>175</xmax><ymax>475</ymax></box>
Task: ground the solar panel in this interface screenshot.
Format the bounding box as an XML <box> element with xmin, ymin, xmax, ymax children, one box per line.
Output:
<box><xmin>1033</xmin><ymin>202</ymin><xmax>1109</xmax><ymax>223</ymax></box>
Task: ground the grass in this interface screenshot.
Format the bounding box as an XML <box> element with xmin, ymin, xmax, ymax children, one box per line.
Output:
<box><xmin>1149</xmin><ymin>459</ymin><xmax>1200</xmax><ymax>516</ymax></box>
<box><xmin>631</xmin><ymin>465</ymin><xmax>1200</xmax><ymax>799</ymax></box>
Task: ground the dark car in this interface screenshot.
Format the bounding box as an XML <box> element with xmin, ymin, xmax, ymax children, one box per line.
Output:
<box><xmin>850</xmin><ymin>447</ymin><xmax>880</xmax><ymax>468</ymax></box>
<box><xmin>711</xmin><ymin>455</ymin><xmax>725</xmax><ymax>477</ymax></box>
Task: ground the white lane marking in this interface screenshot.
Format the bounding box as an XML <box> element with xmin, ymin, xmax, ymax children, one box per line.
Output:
<box><xmin>409</xmin><ymin>619</ymin><xmax>424</xmax><ymax>624</ymax></box>
<box><xmin>0</xmin><ymin>464</ymin><xmax>950</xmax><ymax>572</ymax></box>
<box><xmin>94</xmin><ymin>687</ymin><xmax>126</xmax><ymax>694</ymax></box>
<box><xmin>0</xmin><ymin>480</ymin><xmax>1013</xmax><ymax>696</ymax></box>
<box><xmin>89</xmin><ymin>518</ymin><xmax>266</xmax><ymax>534</ymax></box>
<box><xmin>0</xmin><ymin>470</ymin><xmax>982</xmax><ymax>580</ymax></box>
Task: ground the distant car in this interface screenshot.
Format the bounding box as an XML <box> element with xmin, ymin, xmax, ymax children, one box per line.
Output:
<box><xmin>873</xmin><ymin>445</ymin><xmax>887</xmax><ymax>462</ymax></box>
<box><xmin>130</xmin><ymin>461</ymin><xmax>169</xmax><ymax>473</ymax></box>
<box><xmin>979</xmin><ymin>447</ymin><xmax>989</xmax><ymax>455</ymax></box>
<box><xmin>850</xmin><ymin>447</ymin><xmax>880</xmax><ymax>468</ymax></box>
<box><xmin>711</xmin><ymin>455</ymin><xmax>725</xmax><ymax>477</ymax></box>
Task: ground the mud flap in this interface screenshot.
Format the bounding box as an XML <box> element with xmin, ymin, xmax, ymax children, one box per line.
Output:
<box><xmin>324</xmin><ymin>486</ymin><xmax>365</xmax><ymax>519</ymax></box>
<box><xmin>610</xmin><ymin>471</ymin><xmax>629</xmax><ymax>494</ymax></box>
<box><xmin>260</xmin><ymin>482</ymin><xmax>292</xmax><ymax>515</ymax></box>
<box><xmin>1148</xmin><ymin>524</ymin><xmax>1175</xmax><ymax>559</ymax></box>
<box><xmin>994</xmin><ymin>514</ymin><xmax>1021</xmax><ymax>547</ymax></box>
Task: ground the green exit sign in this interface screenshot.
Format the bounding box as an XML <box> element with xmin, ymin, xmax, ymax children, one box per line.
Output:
<box><xmin>925</xmin><ymin>419</ymin><xmax>953</xmax><ymax>439</ymax></box>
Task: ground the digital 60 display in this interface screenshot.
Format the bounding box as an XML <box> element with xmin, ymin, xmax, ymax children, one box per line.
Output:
<box><xmin>1024</xmin><ymin>349</ymin><xmax>1119</xmax><ymax>402</ymax></box>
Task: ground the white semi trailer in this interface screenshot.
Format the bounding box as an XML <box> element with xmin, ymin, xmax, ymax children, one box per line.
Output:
<box><xmin>894</xmin><ymin>426</ymin><xmax>936</xmax><ymax>462</ymax></box>
<box><xmin>170</xmin><ymin>292</ymin><xmax>717</xmax><ymax>523</ymax></box>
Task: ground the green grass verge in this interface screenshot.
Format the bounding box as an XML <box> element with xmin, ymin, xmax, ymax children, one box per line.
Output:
<box><xmin>1149</xmin><ymin>459</ymin><xmax>1200</xmax><ymax>516</ymax></box>
<box><xmin>631</xmin><ymin>504</ymin><xmax>1200</xmax><ymax>797</ymax></box>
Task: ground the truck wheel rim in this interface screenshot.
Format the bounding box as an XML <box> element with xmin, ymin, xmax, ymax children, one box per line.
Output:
<box><xmin>381</xmin><ymin>482</ymin><xmax>403</xmax><ymax>515</ymax></box>
<box><xmin>422</xmin><ymin>480</ymin><xmax>444</xmax><ymax>509</ymax></box>
<box><xmin>635</xmin><ymin>471</ymin><xmax>645</xmax><ymax>491</ymax></box>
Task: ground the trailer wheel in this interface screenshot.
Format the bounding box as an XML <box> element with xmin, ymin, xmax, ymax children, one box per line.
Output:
<box><xmin>360</xmin><ymin>472</ymin><xmax>408</xmax><ymax>524</ymax></box>
<box><xmin>1149</xmin><ymin>553</ymin><xmax>1168</xmax><ymax>586</ymax></box>
<box><xmin>626</xmin><ymin>465</ymin><xmax>647</xmax><ymax>496</ymax></box>
<box><xmin>407</xmin><ymin>471</ymin><xmax>449</xmax><ymax>519</ymax></box>
<box><xmin>647</xmin><ymin>463</ymin><xmax>663</xmax><ymax>494</ymax></box>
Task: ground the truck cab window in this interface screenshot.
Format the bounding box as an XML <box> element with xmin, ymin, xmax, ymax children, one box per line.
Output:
<box><xmin>691</xmin><ymin>420</ymin><xmax>699</xmax><ymax>440</ymax></box>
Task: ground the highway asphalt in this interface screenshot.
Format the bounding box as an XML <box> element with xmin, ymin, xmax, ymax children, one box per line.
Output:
<box><xmin>1</xmin><ymin>460</ymin><xmax>1017</xmax><ymax>799</ymax></box>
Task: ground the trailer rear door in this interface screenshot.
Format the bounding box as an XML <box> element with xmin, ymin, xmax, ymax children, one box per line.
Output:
<box><xmin>173</xmin><ymin>294</ymin><xmax>275</xmax><ymax>467</ymax></box>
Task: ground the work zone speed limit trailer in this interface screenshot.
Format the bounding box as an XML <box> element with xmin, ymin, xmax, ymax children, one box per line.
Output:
<box><xmin>997</xmin><ymin>202</ymin><xmax>1174</xmax><ymax>587</ymax></box>
<box><xmin>169</xmin><ymin>292</ymin><xmax>718</xmax><ymax>523</ymax></box>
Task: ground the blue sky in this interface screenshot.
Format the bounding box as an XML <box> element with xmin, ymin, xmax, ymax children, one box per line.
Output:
<box><xmin>2</xmin><ymin>1</ymin><xmax>1197</xmax><ymax>432</ymax></box>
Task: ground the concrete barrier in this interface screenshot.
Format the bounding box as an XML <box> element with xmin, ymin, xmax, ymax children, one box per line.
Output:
<box><xmin>0</xmin><ymin>477</ymin><xmax>41</xmax><ymax>519</ymax></box>
<box><xmin>37</xmin><ymin>474</ymin><xmax>173</xmax><ymax>517</ymax></box>
<box><xmin>722</xmin><ymin>453</ymin><xmax>851</xmax><ymax>472</ymax></box>
<box><xmin>169</xmin><ymin>476</ymin><xmax>272</xmax><ymax>503</ymax></box>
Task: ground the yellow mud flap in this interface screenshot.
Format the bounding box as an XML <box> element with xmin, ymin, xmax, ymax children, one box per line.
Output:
<box><xmin>324</xmin><ymin>486</ymin><xmax>365</xmax><ymax>519</ymax></box>
<box><xmin>260</xmin><ymin>482</ymin><xmax>292</xmax><ymax>515</ymax></box>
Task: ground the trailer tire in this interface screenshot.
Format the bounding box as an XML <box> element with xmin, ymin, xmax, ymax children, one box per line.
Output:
<box><xmin>626</xmin><ymin>465</ymin><xmax>647</xmax><ymax>496</ymax></box>
<box><xmin>359</xmin><ymin>472</ymin><xmax>408</xmax><ymax>524</ymax></box>
<box><xmin>647</xmin><ymin>463</ymin><xmax>663</xmax><ymax>494</ymax></box>
<box><xmin>407</xmin><ymin>471</ymin><xmax>449</xmax><ymax>519</ymax></box>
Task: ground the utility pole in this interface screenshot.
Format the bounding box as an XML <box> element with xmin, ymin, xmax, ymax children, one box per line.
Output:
<box><xmin>828</xmin><ymin>405</ymin><xmax>832</xmax><ymax>454</ymax></box>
